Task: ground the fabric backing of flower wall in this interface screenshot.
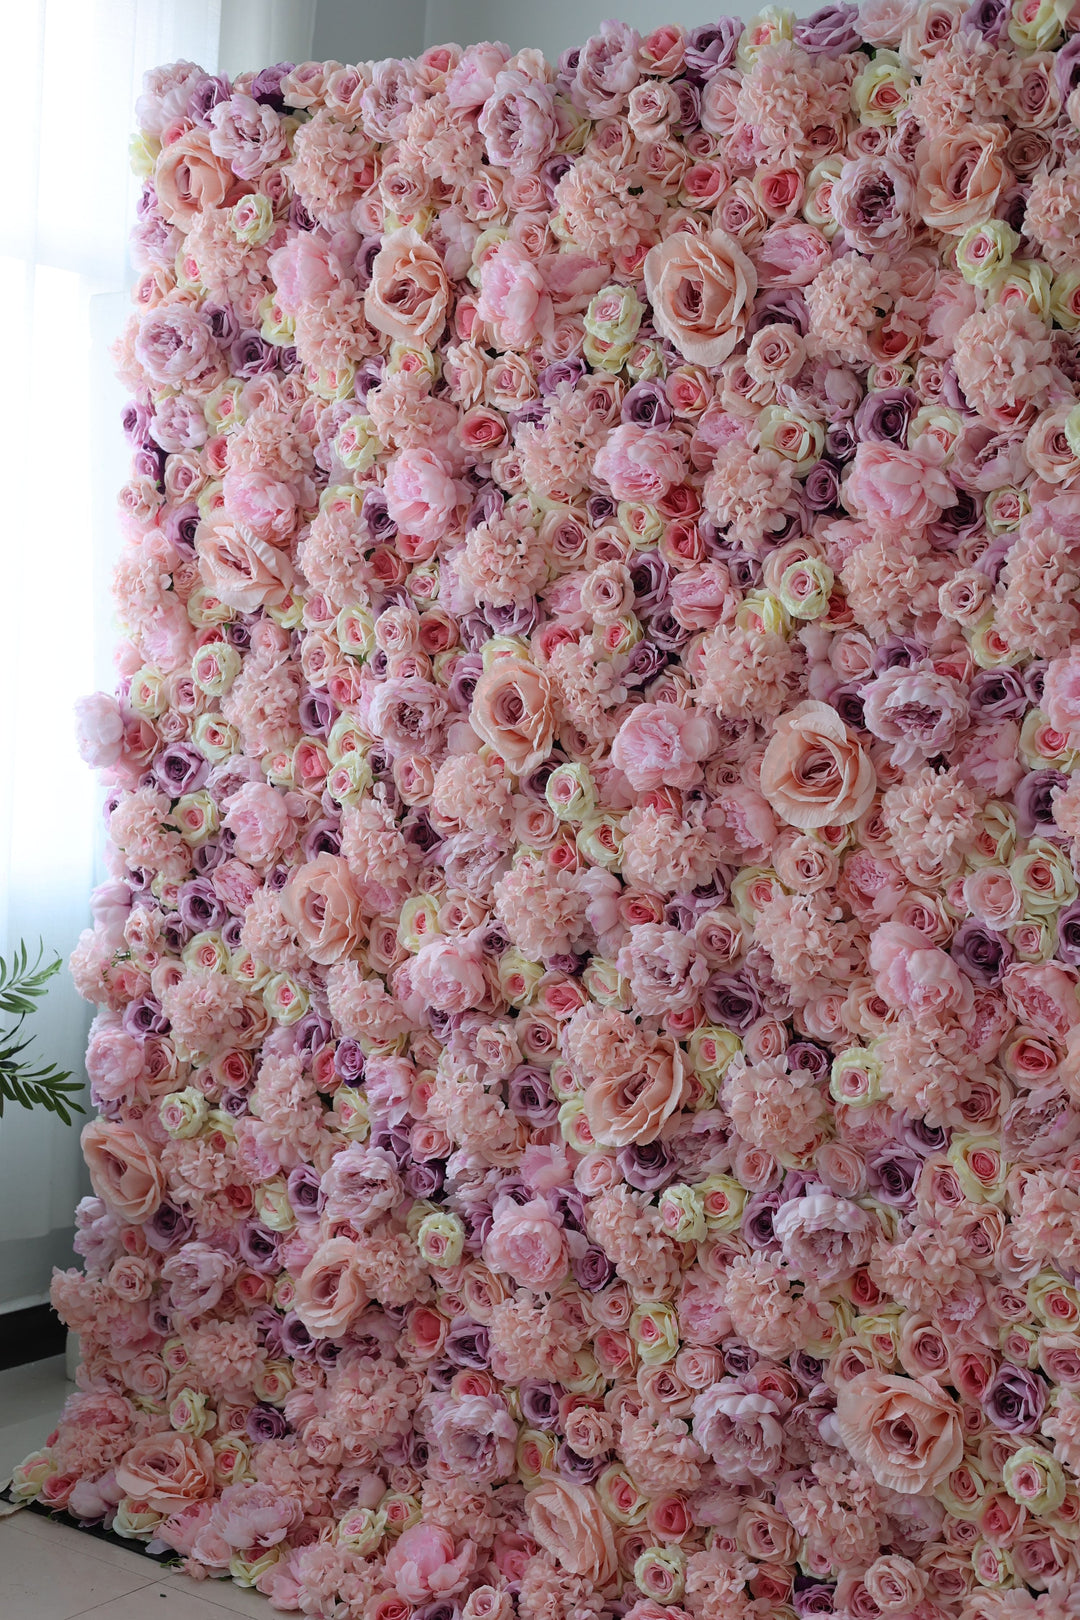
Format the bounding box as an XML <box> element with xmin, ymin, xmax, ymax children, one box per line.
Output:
<box><xmin>19</xmin><ymin>5</ymin><xmax>1080</xmax><ymax>1618</ymax></box>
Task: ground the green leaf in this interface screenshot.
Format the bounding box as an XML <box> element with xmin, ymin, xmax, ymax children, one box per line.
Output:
<box><xmin>0</xmin><ymin>939</ymin><xmax>82</xmax><ymax>1123</ymax></box>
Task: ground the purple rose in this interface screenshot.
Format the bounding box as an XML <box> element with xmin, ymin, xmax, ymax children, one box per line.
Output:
<box><xmin>950</xmin><ymin>918</ymin><xmax>1013</xmax><ymax>987</ymax></box>
<box><xmin>704</xmin><ymin>971</ymin><xmax>762</xmax><ymax>1031</ymax></box>
<box><xmin>621</xmin><ymin>380</ymin><xmax>673</xmax><ymax>429</ymax></box>
<box><xmin>617</xmin><ymin>1140</ymin><xmax>676</xmax><ymax>1192</ymax></box>
<box><xmin>572</xmin><ymin>1244</ymin><xmax>615</xmax><ymax>1292</ymax></box>
<box><xmin>335</xmin><ymin>1039</ymin><xmax>366</xmax><ymax>1084</ymax></box>
<box><xmin>803</xmin><ymin>460</ymin><xmax>841</xmax><ymax>511</ymax></box>
<box><xmin>144</xmin><ymin>1201</ymin><xmax>194</xmax><ymax>1252</ymax></box>
<box><xmin>982</xmin><ymin>1364</ymin><xmax>1046</xmax><ymax>1432</ymax></box>
<box><xmin>968</xmin><ymin>667</ymin><xmax>1028</xmax><ymax>723</ymax></box>
<box><xmin>153</xmin><ymin>742</ymin><xmax>209</xmax><ymax>797</ymax></box>
<box><xmin>855</xmin><ymin>386</ymin><xmax>920</xmax><ymax>446</ymax></box>
<box><xmin>966</xmin><ymin>0</ymin><xmax>1010</xmax><ymax>40</ymax></box>
<box><xmin>238</xmin><ymin>1221</ymin><xmax>281</xmax><ymax>1274</ymax></box>
<box><xmin>519</xmin><ymin>1380</ymin><xmax>563</xmax><ymax>1429</ymax></box>
<box><xmin>683</xmin><ymin>19</ymin><xmax>742</xmax><ymax>80</ymax></box>
<box><xmin>794</xmin><ymin>3</ymin><xmax>861</xmax><ymax>54</ymax></box>
<box><xmin>1015</xmin><ymin>770</ymin><xmax>1068</xmax><ymax>840</ymax></box>
<box><xmin>246</xmin><ymin>1403</ymin><xmax>288</xmax><ymax>1443</ymax></box>
<box><xmin>866</xmin><ymin>1146</ymin><xmax>921</xmax><ymax>1207</ymax></box>
<box><xmin>445</xmin><ymin>1318</ymin><xmax>491</xmax><ymax>1369</ymax></box>
<box><xmin>177</xmin><ymin>879</ymin><xmax>228</xmax><ymax>933</ymax></box>
<box><xmin>557</xmin><ymin>1442</ymin><xmax>604</xmax><ymax>1485</ymax></box>
<box><xmin>508</xmin><ymin>1065</ymin><xmax>558</xmax><ymax>1126</ymax></box>
<box><xmin>287</xmin><ymin>1163</ymin><xmax>324</xmax><ymax>1222</ymax></box>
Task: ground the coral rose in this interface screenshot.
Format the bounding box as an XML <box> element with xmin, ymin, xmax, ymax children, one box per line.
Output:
<box><xmin>469</xmin><ymin>657</ymin><xmax>555</xmax><ymax>776</ymax></box>
<box><xmin>82</xmin><ymin>1121</ymin><xmax>165</xmax><ymax>1224</ymax></box>
<box><xmin>759</xmin><ymin>700</ymin><xmax>876</xmax><ymax>828</ymax></box>
<box><xmin>115</xmin><ymin>1433</ymin><xmax>215</xmax><ymax>1513</ymax></box>
<box><xmin>282</xmin><ymin>854</ymin><xmax>365</xmax><ymax>965</ymax></box>
<box><xmin>834</xmin><ymin>1371</ymin><xmax>963</xmax><ymax>1493</ymax></box>
<box><xmin>584</xmin><ymin>1038</ymin><xmax>688</xmax><ymax>1148</ymax></box>
<box><xmin>526</xmin><ymin>1478</ymin><xmax>618</xmax><ymax>1585</ymax></box>
<box><xmin>293</xmin><ymin>1237</ymin><xmax>369</xmax><ymax>1338</ymax></box>
<box><xmin>644</xmin><ymin>227</ymin><xmax>757</xmax><ymax>365</ymax></box>
<box><xmin>364</xmin><ymin>226</ymin><xmax>451</xmax><ymax>347</ymax></box>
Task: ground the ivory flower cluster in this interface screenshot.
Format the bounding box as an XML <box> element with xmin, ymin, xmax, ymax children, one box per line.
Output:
<box><xmin>19</xmin><ymin>10</ymin><xmax>1080</xmax><ymax>1620</ymax></box>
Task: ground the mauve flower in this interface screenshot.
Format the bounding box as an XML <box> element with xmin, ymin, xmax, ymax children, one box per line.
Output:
<box><xmin>795</xmin><ymin>3</ymin><xmax>861</xmax><ymax>53</ymax></box>
<box><xmin>519</xmin><ymin>1380</ymin><xmax>563</xmax><ymax>1429</ymax></box>
<box><xmin>982</xmin><ymin>1364</ymin><xmax>1046</xmax><ymax>1433</ymax></box>
<box><xmin>968</xmin><ymin>667</ymin><xmax>1028</xmax><ymax>722</ymax></box>
<box><xmin>246</xmin><ymin>1404</ymin><xmax>288</xmax><ymax>1442</ymax></box>
<box><xmin>950</xmin><ymin>918</ymin><xmax>1013</xmax><ymax>987</ymax></box>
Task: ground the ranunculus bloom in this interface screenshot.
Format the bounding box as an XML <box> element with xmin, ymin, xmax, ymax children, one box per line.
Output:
<box><xmin>834</xmin><ymin>1370</ymin><xmax>963</xmax><ymax>1493</ymax></box>
<box><xmin>526</xmin><ymin>1478</ymin><xmax>618</xmax><ymax>1585</ymax></box>
<box><xmin>593</xmin><ymin>423</ymin><xmax>688</xmax><ymax>502</ymax></box>
<box><xmin>644</xmin><ymin>227</ymin><xmax>757</xmax><ymax>365</ymax></box>
<box><xmin>82</xmin><ymin>1121</ymin><xmax>165</xmax><ymax>1223</ymax></box>
<box><xmin>484</xmin><ymin>1195</ymin><xmax>569</xmax><ymax>1291</ymax></box>
<box><xmin>115</xmin><ymin>1433</ymin><xmax>215</xmax><ymax>1513</ymax></box>
<box><xmin>293</xmin><ymin>1237</ymin><xmax>369</xmax><ymax>1338</ymax></box>
<box><xmin>611</xmin><ymin>702</ymin><xmax>715</xmax><ymax>791</ymax></box>
<box><xmin>365</xmin><ymin>226</ymin><xmax>452</xmax><ymax>347</ymax></box>
<box><xmin>282</xmin><ymin>855</ymin><xmax>365</xmax><ymax>965</ymax></box>
<box><xmin>477</xmin><ymin>239</ymin><xmax>554</xmax><ymax>350</ymax></box>
<box><xmin>759</xmin><ymin>701</ymin><xmax>876</xmax><ymax>828</ymax></box>
<box><xmin>469</xmin><ymin>656</ymin><xmax>555</xmax><ymax>775</ymax></box>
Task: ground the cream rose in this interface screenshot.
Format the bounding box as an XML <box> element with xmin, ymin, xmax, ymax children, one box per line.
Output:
<box><xmin>759</xmin><ymin>700</ymin><xmax>876</xmax><ymax>828</ymax></box>
<box><xmin>834</xmin><ymin>1371</ymin><xmax>963</xmax><ymax>1493</ymax></box>
<box><xmin>644</xmin><ymin>227</ymin><xmax>757</xmax><ymax>365</ymax></box>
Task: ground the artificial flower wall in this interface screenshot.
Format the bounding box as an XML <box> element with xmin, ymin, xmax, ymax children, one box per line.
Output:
<box><xmin>16</xmin><ymin>7</ymin><xmax>1080</xmax><ymax>1620</ymax></box>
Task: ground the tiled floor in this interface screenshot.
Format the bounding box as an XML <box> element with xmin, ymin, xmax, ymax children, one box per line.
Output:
<box><xmin>0</xmin><ymin>1358</ymin><xmax>274</xmax><ymax>1619</ymax></box>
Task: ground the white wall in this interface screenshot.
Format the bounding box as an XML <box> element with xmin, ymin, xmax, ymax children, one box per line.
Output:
<box><xmin>310</xmin><ymin>0</ymin><xmax>774</xmax><ymax>65</ymax></box>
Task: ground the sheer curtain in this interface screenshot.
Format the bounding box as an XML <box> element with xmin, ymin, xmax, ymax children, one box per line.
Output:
<box><xmin>0</xmin><ymin>0</ymin><xmax>314</xmax><ymax>1312</ymax></box>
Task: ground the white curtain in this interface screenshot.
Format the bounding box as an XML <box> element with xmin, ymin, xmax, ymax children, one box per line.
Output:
<box><xmin>0</xmin><ymin>0</ymin><xmax>315</xmax><ymax>1312</ymax></box>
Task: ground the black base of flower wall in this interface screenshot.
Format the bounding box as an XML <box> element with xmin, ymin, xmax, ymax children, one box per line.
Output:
<box><xmin>0</xmin><ymin>1303</ymin><xmax>66</xmax><ymax>1371</ymax></box>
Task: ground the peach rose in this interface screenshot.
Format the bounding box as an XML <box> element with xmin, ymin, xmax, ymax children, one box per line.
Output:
<box><xmin>294</xmin><ymin>1237</ymin><xmax>369</xmax><ymax>1338</ymax></box>
<box><xmin>834</xmin><ymin>1371</ymin><xmax>963</xmax><ymax>1493</ymax></box>
<box><xmin>526</xmin><ymin>1479</ymin><xmax>618</xmax><ymax>1585</ymax></box>
<box><xmin>197</xmin><ymin>519</ymin><xmax>297</xmax><ymax>613</ymax></box>
<box><xmin>759</xmin><ymin>700</ymin><xmax>876</xmax><ymax>829</ymax></box>
<box><xmin>584</xmin><ymin>1037</ymin><xmax>688</xmax><ymax>1148</ymax></box>
<box><xmin>915</xmin><ymin>127</ymin><xmax>1010</xmax><ymax>235</ymax></box>
<box><xmin>155</xmin><ymin>130</ymin><xmax>233</xmax><ymax>227</ymax></box>
<box><xmin>364</xmin><ymin>226</ymin><xmax>452</xmax><ymax>347</ymax></box>
<box><xmin>282</xmin><ymin>854</ymin><xmax>365</xmax><ymax>965</ymax></box>
<box><xmin>115</xmin><ymin>1432</ymin><xmax>215</xmax><ymax>1513</ymax></box>
<box><xmin>469</xmin><ymin>657</ymin><xmax>554</xmax><ymax>776</ymax></box>
<box><xmin>82</xmin><ymin>1120</ymin><xmax>165</xmax><ymax>1224</ymax></box>
<box><xmin>644</xmin><ymin>227</ymin><xmax>757</xmax><ymax>365</ymax></box>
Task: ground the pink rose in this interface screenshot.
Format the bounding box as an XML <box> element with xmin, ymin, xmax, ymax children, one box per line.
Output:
<box><xmin>294</xmin><ymin>1237</ymin><xmax>369</xmax><ymax>1338</ymax></box>
<box><xmin>116</xmin><ymin>1434</ymin><xmax>215</xmax><ymax>1514</ymax></box>
<box><xmin>644</xmin><ymin>228</ymin><xmax>757</xmax><ymax>365</ymax></box>
<box><xmin>82</xmin><ymin>1121</ymin><xmax>165</xmax><ymax>1224</ymax></box>
<box><xmin>282</xmin><ymin>855</ymin><xmax>365</xmax><ymax>965</ymax></box>
<box><xmin>484</xmin><ymin>1195</ymin><xmax>568</xmax><ymax>1290</ymax></box>
<box><xmin>470</xmin><ymin>656</ymin><xmax>555</xmax><ymax>776</ymax></box>
<box><xmin>477</xmin><ymin>240</ymin><xmax>554</xmax><ymax>349</ymax></box>
<box><xmin>759</xmin><ymin>700</ymin><xmax>876</xmax><ymax>829</ymax></box>
<box><xmin>594</xmin><ymin>423</ymin><xmax>688</xmax><ymax>502</ymax></box>
<box><xmin>584</xmin><ymin>1037</ymin><xmax>688</xmax><ymax>1148</ymax></box>
<box><xmin>364</xmin><ymin>226</ymin><xmax>452</xmax><ymax>347</ymax></box>
<box><xmin>611</xmin><ymin>701</ymin><xmax>715</xmax><ymax>791</ymax></box>
<box><xmin>834</xmin><ymin>1370</ymin><xmax>963</xmax><ymax>1493</ymax></box>
<box><xmin>526</xmin><ymin>1479</ymin><xmax>618</xmax><ymax>1584</ymax></box>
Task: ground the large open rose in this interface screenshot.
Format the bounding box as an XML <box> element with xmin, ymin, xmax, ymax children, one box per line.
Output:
<box><xmin>365</xmin><ymin>226</ymin><xmax>451</xmax><ymax>347</ymax></box>
<box><xmin>584</xmin><ymin>1037</ymin><xmax>688</xmax><ymax>1147</ymax></box>
<box><xmin>644</xmin><ymin>227</ymin><xmax>756</xmax><ymax>365</ymax></box>
<box><xmin>835</xmin><ymin>1371</ymin><xmax>963</xmax><ymax>1493</ymax></box>
<box><xmin>82</xmin><ymin>1121</ymin><xmax>165</xmax><ymax>1223</ymax></box>
<box><xmin>915</xmin><ymin>126</ymin><xmax>1010</xmax><ymax>234</ymax></box>
<box><xmin>282</xmin><ymin>855</ymin><xmax>365</xmax><ymax>965</ymax></box>
<box><xmin>154</xmin><ymin>130</ymin><xmax>233</xmax><ymax>226</ymax></box>
<box><xmin>115</xmin><ymin>1433</ymin><xmax>215</xmax><ymax>1512</ymax></box>
<box><xmin>759</xmin><ymin>700</ymin><xmax>876</xmax><ymax>828</ymax></box>
<box><xmin>526</xmin><ymin>1479</ymin><xmax>617</xmax><ymax>1585</ymax></box>
<box><xmin>294</xmin><ymin>1237</ymin><xmax>369</xmax><ymax>1338</ymax></box>
<box><xmin>470</xmin><ymin>657</ymin><xmax>554</xmax><ymax>776</ymax></box>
